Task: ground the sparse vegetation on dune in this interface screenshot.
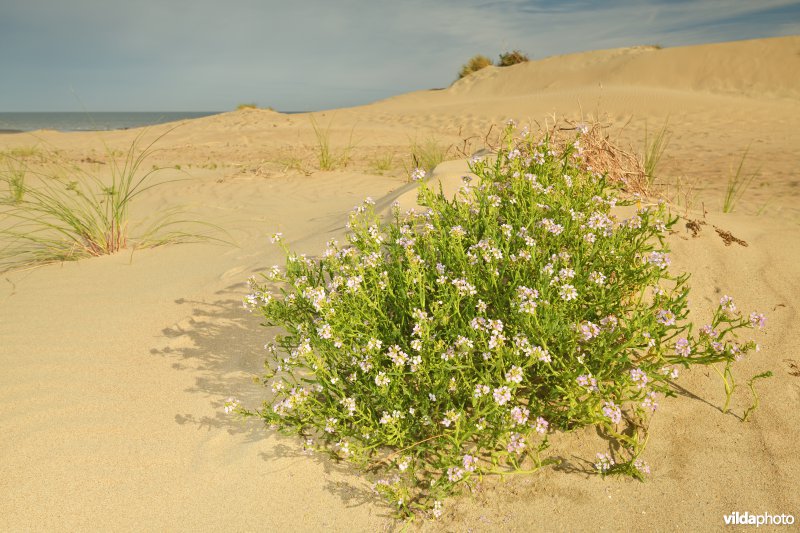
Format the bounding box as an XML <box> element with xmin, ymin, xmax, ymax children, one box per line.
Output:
<box><xmin>406</xmin><ymin>136</ymin><xmax>451</xmax><ymax>179</ymax></box>
<box><xmin>643</xmin><ymin>119</ymin><xmax>671</xmax><ymax>187</ymax></box>
<box><xmin>723</xmin><ymin>148</ymin><xmax>759</xmax><ymax>213</ymax></box>
<box><xmin>497</xmin><ymin>49</ymin><xmax>529</xmax><ymax>66</ymax></box>
<box><xmin>457</xmin><ymin>49</ymin><xmax>529</xmax><ymax>79</ymax></box>
<box><xmin>0</xmin><ymin>130</ymin><xmax>227</xmax><ymax>271</ymax></box>
<box><xmin>310</xmin><ymin>115</ymin><xmax>356</xmax><ymax>171</ymax></box>
<box><xmin>458</xmin><ymin>54</ymin><xmax>493</xmax><ymax>79</ymax></box>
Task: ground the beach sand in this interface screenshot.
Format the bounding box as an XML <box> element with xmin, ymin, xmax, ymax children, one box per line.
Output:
<box><xmin>1</xmin><ymin>36</ymin><xmax>798</xmax><ymax>531</ymax></box>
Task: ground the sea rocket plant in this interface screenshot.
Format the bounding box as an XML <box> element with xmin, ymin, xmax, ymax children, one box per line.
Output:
<box><xmin>238</xmin><ymin>123</ymin><xmax>768</xmax><ymax>517</ymax></box>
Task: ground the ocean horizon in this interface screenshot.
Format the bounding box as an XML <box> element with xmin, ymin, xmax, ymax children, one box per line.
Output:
<box><xmin>0</xmin><ymin>111</ymin><xmax>227</xmax><ymax>133</ymax></box>
<box><xmin>0</xmin><ymin>110</ymin><xmax>310</xmax><ymax>134</ymax></box>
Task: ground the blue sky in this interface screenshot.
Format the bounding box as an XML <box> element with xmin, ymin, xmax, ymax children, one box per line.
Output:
<box><xmin>1</xmin><ymin>0</ymin><xmax>798</xmax><ymax>112</ymax></box>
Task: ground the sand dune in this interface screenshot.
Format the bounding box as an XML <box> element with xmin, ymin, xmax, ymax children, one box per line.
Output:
<box><xmin>1</xmin><ymin>36</ymin><xmax>799</xmax><ymax>531</ymax></box>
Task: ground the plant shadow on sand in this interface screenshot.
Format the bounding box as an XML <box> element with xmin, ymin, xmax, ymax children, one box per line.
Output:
<box><xmin>149</xmin><ymin>278</ymin><xmax>392</xmax><ymax>517</ymax></box>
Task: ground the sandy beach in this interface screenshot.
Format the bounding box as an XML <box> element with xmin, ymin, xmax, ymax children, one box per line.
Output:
<box><xmin>1</xmin><ymin>36</ymin><xmax>799</xmax><ymax>531</ymax></box>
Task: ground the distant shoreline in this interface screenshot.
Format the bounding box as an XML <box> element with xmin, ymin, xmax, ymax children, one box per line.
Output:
<box><xmin>0</xmin><ymin>110</ymin><xmax>308</xmax><ymax>133</ymax></box>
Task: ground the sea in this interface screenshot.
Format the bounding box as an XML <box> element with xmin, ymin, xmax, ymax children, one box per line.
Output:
<box><xmin>0</xmin><ymin>111</ymin><xmax>223</xmax><ymax>133</ymax></box>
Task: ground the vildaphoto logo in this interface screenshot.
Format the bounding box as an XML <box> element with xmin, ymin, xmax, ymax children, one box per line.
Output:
<box><xmin>723</xmin><ymin>512</ymin><xmax>795</xmax><ymax>527</ymax></box>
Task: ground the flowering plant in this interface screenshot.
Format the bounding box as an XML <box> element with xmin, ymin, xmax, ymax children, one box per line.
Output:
<box><xmin>238</xmin><ymin>123</ymin><xmax>767</xmax><ymax>517</ymax></box>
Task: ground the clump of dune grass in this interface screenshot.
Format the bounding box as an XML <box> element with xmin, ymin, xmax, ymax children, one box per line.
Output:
<box><xmin>498</xmin><ymin>50</ymin><xmax>529</xmax><ymax>66</ymax></box>
<box><xmin>458</xmin><ymin>54</ymin><xmax>493</xmax><ymax>79</ymax></box>
<box><xmin>310</xmin><ymin>116</ymin><xmax>355</xmax><ymax>171</ymax></box>
<box><xmin>0</xmin><ymin>158</ymin><xmax>26</xmax><ymax>204</ymax></box>
<box><xmin>723</xmin><ymin>148</ymin><xmax>759</xmax><ymax>213</ymax></box>
<box><xmin>236</xmin><ymin>103</ymin><xmax>258</xmax><ymax>110</ymax></box>
<box><xmin>0</xmin><ymin>130</ymin><xmax>225</xmax><ymax>271</ymax></box>
<box><xmin>405</xmin><ymin>137</ymin><xmax>450</xmax><ymax>179</ymax></box>
<box><xmin>643</xmin><ymin>119</ymin><xmax>671</xmax><ymax>187</ymax></box>
<box><xmin>371</xmin><ymin>151</ymin><xmax>395</xmax><ymax>173</ymax></box>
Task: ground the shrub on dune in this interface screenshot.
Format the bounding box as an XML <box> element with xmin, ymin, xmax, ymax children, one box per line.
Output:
<box><xmin>458</xmin><ymin>54</ymin><xmax>493</xmax><ymax>79</ymax></box>
<box><xmin>237</xmin><ymin>122</ymin><xmax>769</xmax><ymax>518</ymax></box>
<box><xmin>498</xmin><ymin>49</ymin><xmax>529</xmax><ymax>66</ymax></box>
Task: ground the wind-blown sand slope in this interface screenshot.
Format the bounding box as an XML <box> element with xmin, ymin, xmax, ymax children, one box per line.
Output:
<box><xmin>1</xmin><ymin>36</ymin><xmax>799</xmax><ymax>531</ymax></box>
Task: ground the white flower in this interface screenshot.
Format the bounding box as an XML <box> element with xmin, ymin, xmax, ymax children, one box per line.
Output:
<box><xmin>505</xmin><ymin>365</ymin><xmax>524</xmax><ymax>383</ymax></box>
<box><xmin>398</xmin><ymin>456</ymin><xmax>411</xmax><ymax>472</ymax></box>
<box><xmin>223</xmin><ymin>397</ymin><xmax>241</xmax><ymax>414</ymax></box>
<box><xmin>411</xmin><ymin>168</ymin><xmax>427</xmax><ymax>181</ymax></box>
<box><xmin>473</xmin><ymin>384</ymin><xmax>490</xmax><ymax>398</ymax></box>
<box><xmin>559</xmin><ymin>284</ymin><xmax>578</xmax><ymax>301</ymax></box>
<box><xmin>493</xmin><ymin>386</ymin><xmax>512</xmax><ymax>406</ymax></box>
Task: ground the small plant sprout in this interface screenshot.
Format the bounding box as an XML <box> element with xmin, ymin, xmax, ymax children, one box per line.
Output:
<box><xmin>238</xmin><ymin>121</ymin><xmax>769</xmax><ymax>517</ymax></box>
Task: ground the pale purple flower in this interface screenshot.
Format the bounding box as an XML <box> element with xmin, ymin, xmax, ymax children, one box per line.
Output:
<box><xmin>317</xmin><ymin>323</ymin><xmax>333</xmax><ymax>339</ymax></box>
<box><xmin>493</xmin><ymin>386</ymin><xmax>512</xmax><ymax>406</ymax></box>
<box><xmin>516</xmin><ymin>285</ymin><xmax>539</xmax><ymax>314</ymax></box>
<box><xmin>449</xmin><ymin>225</ymin><xmax>466</xmax><ymax>238</ymax></box>
<box><xmin>700</xmin><ymin>324</ymin><xmax>719</xmax><ymax>338</ymax></box>
<box><xmin>600</xmin><ymin>315</ymin><xmax>618</xmax><ymax>331</ymax></box>
<box><xmin>325</xmin><ymin>417</ymin><xmax>338</xmax><ymax>433</ymax></box>
<box><xmin>223</xmin><ymin>397</ymin><xmax>241</xmax><ymax>414</ymax></box>
<box><xmin>387</xmin><ymin>344</ymin><xmax>409</xmax><ymax>366</ymax></box>
<box><xmin>656</xmin><ymin>309</ymin><xmax>676</xmax><ymax>326</ymax></box>
<box><xmin>594</xmin><ymin>453</ymin><xmax>615</xmax><ymax>473</ymax></box>
<box><xmin>447</xmin><ymin>466</ymin><xmax>464</xmax><ymax>482</ymax></box>
<box><xmin>675</xmin><ymin>338</ymin><xmax>691</xmax><ymax>357</ymax></box>
<box><xmin>505</xmin><ymin>365</ymin><xmax>524</xmax><ymax>384</ymax></box>
<box><xmin>749</xmin><ymin>312</ymin><xmax>767</xmax><ymax>329</ymax></box>
<box><xmin>533</xmin><ymin>416</ymin><xmax>549</xmax><ymax>434</ymax></box>
<box><xmin>411</xmin><ymin>168</ymin><xmax>427</xmax><ymax>181</ymax></box>
<box><xmin>510</xmin><ymin>405</ymin><xmax>530</xmax><ymax>426</ymax></box>
<box><xmin>473</xmin><ymin>384</ymin><xmax>490</xmax><ymax>398</ymax></box>
<box><xmin>589</xmin><ymin>271</ymin><xmax>606</xmax><ymax>285</ymax></box>
<box><xmin>559</xmin><ymin>284</ymin><xmax>578</xmax><ymax>301</ymax></box>
<box><xmin>462</xmin><ymin>454</ymin><xmax>478</xmax><ymax>472</ymax></box>
<box><xmin>531</xmin><ymin>345</ymin><xmax>551</xmax><ymax>363</ymax></box>
<box><xmin>397</xmin><ymin>456</ymin><xmax>411</xmax><ymax>472</ymax></box>
<box><xmin>341</xmin><ymin>397</ymin><xmax>356</xmax><ymax>416</ymax></box>
<box><xmin>602</xmin><ymin>401</ymin><xmax>622</xmax><ymax>424</ymax></box>
<box><xmin>577</xmin><ymin>374</ymin><xmax>598</xmax><ymax>392</ymax></box>
<box><xmin>579</xmin><ymin>321</ymin><xmax>601</xmax><ymax>341</ymax></box>
<box><xmin>661</xmin><ymin>366</ymin><xmax>679</xmax><ymax>380</ymax></box>
<box><xmin>642</xmin><ymin>391</ymin><xmax>658</xmax><ymax>412</ymax></box>
<box><xmin>451</xmin><ymin>277</ymin><xmax>477</xmax><ymax>296</ymax></box>
<box><xmin>375</xmin><ymin>372</ymin><xmax>390</xmax><ymax>387</ymax></box>
<box><xmin>720</xmin><ymin>295</ymin><xmax>737</xmax><ymax>314</ymax></box>
<box><xmin>630</xmin><ymin>368</ymin><xmax>649</xmax><ymax>389</ymax></box>
<box><xmin>647</xmin><ymin>251</ymin><xmax>671</xmax><ymax>269</ymax></box>
<box><xmin>507</xmin><ymin>432</ymin><xmax>526</xmax><ymax>454</ymax></box>
<box><xmin>541</xmin><ymin>218</ymin><xmax>564</xmax><ymax>235</ymax></box>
